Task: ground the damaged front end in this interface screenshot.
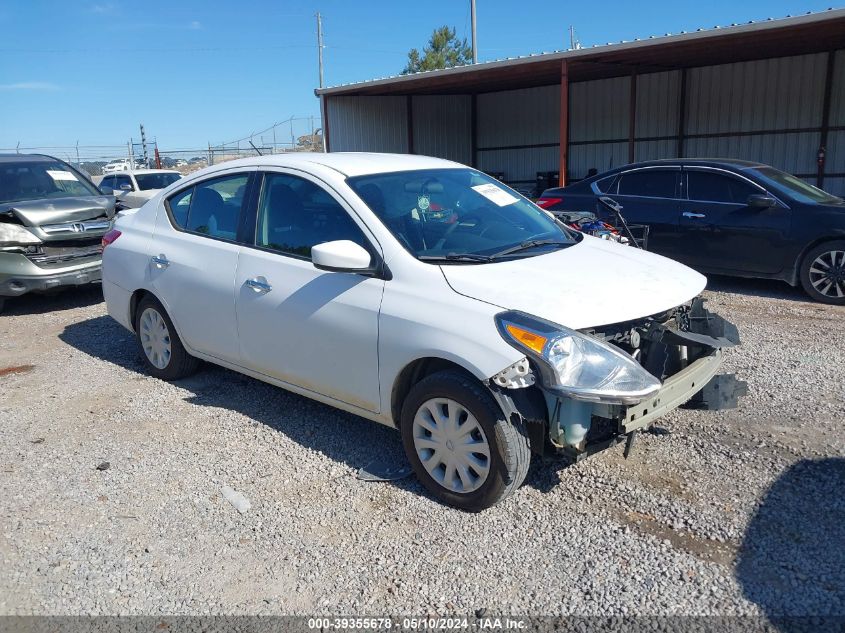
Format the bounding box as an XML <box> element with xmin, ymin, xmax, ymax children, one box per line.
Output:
<box><xmin>490</xmin><ymin>298</ymin><xmax>747</xmax><ymax>462</ymax></box>
<box><xmin>0</xmin><ymin>198</ymin><xmax>114</xmax><ymax>300</ymax></box>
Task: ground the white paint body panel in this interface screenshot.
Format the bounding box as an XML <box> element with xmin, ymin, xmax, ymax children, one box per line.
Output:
<box><xmin>440</xmin><ymin>235</ymin><xmax>707</xmax><ymax>329</ymax></box>
<box><xmin>102</xmin><ymin>152</ymin><xmax>705</xmax><ymax>429</ymax></box>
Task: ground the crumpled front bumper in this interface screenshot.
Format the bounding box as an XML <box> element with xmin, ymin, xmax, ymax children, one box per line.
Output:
<box><xmin>0</xmin><ymin>252</ymin><xmax>102</xmax><ymax>297</ymax></box>
<box><xmin>621</xmin><ymin>349</ymin><xmax>723</xmax><ymax>434</ymax></box>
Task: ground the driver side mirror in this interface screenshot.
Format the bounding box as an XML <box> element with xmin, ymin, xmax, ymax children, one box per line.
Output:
<box><xmin>100</xmin><ymin>185</ymin><xmax>114</xmax><ymax>195</ymax></box>
<box><xmin>747</xmin><ymin>194</ymin><xmax>776</xmax><ymax>209</ymax></box>
<box><xmin>120</xmin><ymin>183</ymin><xmax>133</xmax><ymax>191</ymax></box>
<box><xmin>312</xmin><ymin>240</ymin><xmax>372</xmax><ymax>273</ymax></box>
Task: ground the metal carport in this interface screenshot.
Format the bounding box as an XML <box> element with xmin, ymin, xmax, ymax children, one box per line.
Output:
<box><xmin>315</xmin><ymin>9</ymin><xmax>845</xmax><ymax>196</ymax></box>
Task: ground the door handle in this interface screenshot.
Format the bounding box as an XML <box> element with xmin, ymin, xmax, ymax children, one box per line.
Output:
<box><xmin>682</xmin><ymin>212</ymin><xmax>706</xmax><ymax>219</ymax></box>
<box><xmin>151</xmin><ymin>255</ymin><xmax>170</xmax><ymax>268</ymax></box>
<box><xmin>245</xmin><ymin>277</ymin><xmax>272</xmax><ymax>293</ymax></box>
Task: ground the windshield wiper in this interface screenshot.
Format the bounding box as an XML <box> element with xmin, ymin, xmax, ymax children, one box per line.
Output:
<box><xmin>490</xmin><ymin>239</ymin><xmax>571</xmax><ymax>259</ymax></box>
<box><xmin>418</xmin><ymin>253</ymin><xmax>493</xmax><ymax>263</ymax></box>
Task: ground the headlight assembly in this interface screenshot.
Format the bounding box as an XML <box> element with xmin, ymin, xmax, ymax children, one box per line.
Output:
<box><xmin>496</xmin><ymin>310</ymin><xmax>661</xmax><ymax>404</ymax></box>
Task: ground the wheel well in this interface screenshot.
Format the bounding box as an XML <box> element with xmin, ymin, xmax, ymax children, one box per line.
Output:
<box><xmin>390</xmin><ymin>357</ymin><xmax>479</xmax><ymax>426</ymax></box>
<box><xmin>128</xmin><ymin>289</ymin><xmax>152</xmax><ymax>331</ymax></box>
<box><xmin>793</xmin><ymin>237</ymin><xmax>845</xmax><ymax>285</ymax></box>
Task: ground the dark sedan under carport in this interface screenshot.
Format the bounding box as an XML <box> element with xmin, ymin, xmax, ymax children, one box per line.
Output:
<box><xmin>537</xmin><ymin>159</ymin><xmax>845</xmax><ymax>304</ymax></box>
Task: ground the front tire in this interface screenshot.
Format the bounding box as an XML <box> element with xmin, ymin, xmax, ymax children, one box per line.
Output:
<box><xmin>400</xmin><ymin>369</ymin><xmax>530</xmax><ymax>511</ymax></box>
<box><xmin>800</xmin><ymin>240</ymin><xmax>845</xmax><ymax>305</ymax></box>
<box><xmin>134</xmin><ymin>295</ymin><xmax>200</xmax><ymax>380</ymax></box>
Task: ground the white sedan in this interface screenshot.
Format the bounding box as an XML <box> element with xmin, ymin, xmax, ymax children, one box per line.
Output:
<box><xmin>101</xmin><ymin>153</ymin><xmax>743</xmax><ymax>511</ymax></box>
<box><xmin>97</xmin><ymin>169</ymin><xmax>182</xmax><ymax>209</ymax></box>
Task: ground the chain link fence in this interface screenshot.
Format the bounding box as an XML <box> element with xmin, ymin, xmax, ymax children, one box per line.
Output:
<box><xmin>0</xmin><ymin>116</ymin><xmax>322</xmax><ymax>177</ymax></box>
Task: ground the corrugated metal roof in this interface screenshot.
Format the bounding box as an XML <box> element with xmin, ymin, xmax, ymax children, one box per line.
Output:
<box><xmin>316</xmin><ymin>8</ymin><xmax>845</xmax><ymax>96</ymax></box>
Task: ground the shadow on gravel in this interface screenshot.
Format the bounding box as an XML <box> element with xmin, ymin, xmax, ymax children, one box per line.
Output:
<box><xmin>736</xmin><ymin>458</ymin><xmax>845</xmax><ymax>630</ymax></box>
<box><xmin>59</xmin><ymin>315</ymin><xmax>432</xmax><ymax>499</ymax></box>
<box><xmin>60</xmin><ymin>315</ymin><xmax>568</xmax><ymax>505</ymax></box>
<box><xmin>2</xmin><ymin>284</ymin><xmax>104</xmax><ymax>316</ymax></box>
<box><xmin>705</xmin><ymin>275</ymin><xmax>809</xmax><ymax>303</ymax></box>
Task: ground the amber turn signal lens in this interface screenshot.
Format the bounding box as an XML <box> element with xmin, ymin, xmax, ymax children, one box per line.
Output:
<box><xmin>505</xmin><ymin>323</ymin><xmax>548</xmax><ymax>354</ymax></box>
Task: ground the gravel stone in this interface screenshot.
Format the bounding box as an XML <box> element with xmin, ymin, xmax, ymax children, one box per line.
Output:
<box><xmin>0</xmin><ymin>279</ymin><xmax>843</xmax><ymax>616</ymax></box>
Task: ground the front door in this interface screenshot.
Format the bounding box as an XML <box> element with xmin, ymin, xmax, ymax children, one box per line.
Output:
<box><xmin>678</xmin><ymin>167</ymin><xmax>792</xmax><ymax>274</ymax></box>
<box><xmin>235</xmin><ymin>170</ymin><xmax>384</xmax><ymax>413</ymax></box>
<box><xmin>150</xmin><ymin>170</ymin><xmax>254</xmax><ymax>364</ymax></box>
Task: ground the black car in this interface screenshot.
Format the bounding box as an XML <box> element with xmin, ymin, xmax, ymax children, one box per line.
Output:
<box><xmin>538</xmin><ymin>159</ymin><xmax>845</xmax><ymax>304</ymax></box>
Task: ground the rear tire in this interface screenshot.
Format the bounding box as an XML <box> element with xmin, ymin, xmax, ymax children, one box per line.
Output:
<box><xmin>799</xmin><ymin>240</ymin><xmax>845</xmax><ymax>305</ymax></box>
<box><xmin>134</xmin><ymin>295</ymin><xmax>200</xmax><ymax>380</ymax></box>
<box><xmin>0</xmin><ymin>298</ymin><xmax>5</xmax><ymax>314</ymax></box>
<box><xmin>400</xmin><ymin>369</ymin><xmax>530</xmax><ymax>511</ymax></box>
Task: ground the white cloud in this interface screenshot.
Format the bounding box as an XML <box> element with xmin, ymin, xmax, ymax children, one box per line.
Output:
<box><xmin>188</xmin><ymin>20</ymin><xmax>202</xmax><ymax>30</ymax></box>
<box><xmin>0</xmin><ymin>82</ymin><xmax>60</xmax><ymax>91</ymax></box>
<box><xmin>90</xmin><ymin>3</ymin><xmax>115</xmax><ymax>13</ymax></box>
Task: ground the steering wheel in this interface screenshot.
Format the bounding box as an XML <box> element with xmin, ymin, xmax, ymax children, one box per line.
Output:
<box><xmin>433</xmin><ymin>212</ymin><xmax>483</xmax><ymax>250</ymax></box>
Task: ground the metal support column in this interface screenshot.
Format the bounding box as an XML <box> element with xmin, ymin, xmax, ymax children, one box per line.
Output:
<box><xmin>559</xmin><ymin>60</ymin><xmax>569</xmax><ymax>187</ymax></box>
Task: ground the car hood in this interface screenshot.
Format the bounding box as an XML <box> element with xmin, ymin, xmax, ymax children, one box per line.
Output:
<box><xmin>1</xmin><ymin>196</ymin><xmax>115</xmax><ymax>226</ymax></box>
<box><xmin>440</xmin><ymin>236</ymin><xmax>707</xmax><ymax>329</ymax></box>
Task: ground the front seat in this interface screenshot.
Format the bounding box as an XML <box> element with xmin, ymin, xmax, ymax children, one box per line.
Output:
<box><xmin>262</xmin><ymin>183</ymin><xmax>314</xmax><ymax>256</ymax></box>
<box><xmin>189</xmin><ymin>187</ymin><xmax>227</xmax><ymax>235</ymax></box>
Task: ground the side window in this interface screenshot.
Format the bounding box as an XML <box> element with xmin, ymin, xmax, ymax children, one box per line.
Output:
<box><xmin>99</xmin><ymin>176</ymin><xmax>113</xmax><ymax>190</ymax></box>
<box><xmin>687</xmin><ymin>170</ymin><xmax>759</xmax><ymax>204</ymax></box>
<box><xmin>167</xmin><ymin>187</ymin><xmax>193</xmax><ymax>228</ymax></box>
<box><xmin>617</xmin><ymin>170</ymin><xmax>677</xmax><ymax>198</ymax></box>
<box><xmin>594</xmin><ymin>175</ymin><xmax>618</xmax><ymax>194</ymax></box>
<box><xmin>184</xmin><ymin>174</ymin><xmax>249</xmax><ymax>240</ymax></box>
<box><xmin>255</xmin><ymin>173</ymin><xmax>368</xmax><ymax>259</ymax></box>
<box><xmin>114</xmin><ymin>175</ymin><xmax>134</xmax><ymax>191</ymax></box>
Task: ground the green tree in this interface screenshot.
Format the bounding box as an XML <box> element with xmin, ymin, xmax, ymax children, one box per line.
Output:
<box><xmin>402</xmin><ymin>26</ymin><xmax>472</xmax><ymax>74</ymax></box>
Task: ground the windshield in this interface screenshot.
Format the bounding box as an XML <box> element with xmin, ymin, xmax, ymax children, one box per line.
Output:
<box><xmin>0</xmin><ymin>160</ymin><xmax>101</xmax><ymax>204</ymax></box>
<box><xmin>347</xmin><ymin>168</ymin><xmax>576</xmax><ymax>262</ymax></box>
<box><xmin>134</xmin><ymin>173</ymin><xmax>182</xmax><ymax>191</ymax></box>
<box><xmin>753</xmin><ymin>167</ymin><xmax>843</xmax><ymax>205</ymax></box>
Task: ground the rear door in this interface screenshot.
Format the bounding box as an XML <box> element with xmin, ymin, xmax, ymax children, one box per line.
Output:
<box><xmin>679</xmin><ymin>167</ymin><xmax>791</xmax><ymax>274</ymax></box>
<box><xmin>607</xmin><ymin>166</ymin><xmax>682</xmax><ymax>257</ymax></box>
<box><xmin>234</xmin><ymin>169</ymin><xmax>384</xmax><ymax>413</ymax></box>
<box><xmin>150</xmin><ymin>169</ymin><xmax>255</xmax><ymax>364</ymax></box>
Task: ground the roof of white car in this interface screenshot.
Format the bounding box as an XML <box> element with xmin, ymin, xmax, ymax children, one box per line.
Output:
<box><xmin>200</xmin><ymin>152</ymin><xmax>464</xmax><ymax>178</ymax></box>
<box><xmin>126</xmin><ymin>169</ymin><xmax>180</xmax><ymax>175</ymax></box>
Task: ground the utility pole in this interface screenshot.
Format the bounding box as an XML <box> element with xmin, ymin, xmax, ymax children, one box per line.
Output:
<box><xmin>470</xmin><ymin>0</ymin><xmax>477</xmax><ymax>63</ymax></box>
<box><xmin>568</xmin><ymin>26</ymin><xmax>580</xmax><ymax>50</ymax></box>
<box><xmin>316</xmin><ymin>12</ymin><xmax>324</xmax><ymax>88</ymax></box>
<box><xmin>139</xmin><ymin>124</ymin><xmax>149</xmax><ymax>167</ymax></box>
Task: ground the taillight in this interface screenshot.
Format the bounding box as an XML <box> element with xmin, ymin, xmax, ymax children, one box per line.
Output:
<box><xmin>102</xmin><ymin>229</ymin><xmax>122</xmax><ymax>249</ymax></box>
<box><xmin>535</xmin><ymin>197</ymin><xmax>562</xmax><ymax>209</ymax></box>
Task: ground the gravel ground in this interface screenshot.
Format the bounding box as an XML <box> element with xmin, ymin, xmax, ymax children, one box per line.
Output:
<box><xmin>0</xmin><ymin>278</ymin><xmax>843</xmax><ymax>617</ymax></box>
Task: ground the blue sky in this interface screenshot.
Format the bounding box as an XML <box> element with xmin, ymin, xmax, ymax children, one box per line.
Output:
<box><xmin>0</xmin><ymin>0</ymin><xmax>839</xmax><ymax>155</ymax></box>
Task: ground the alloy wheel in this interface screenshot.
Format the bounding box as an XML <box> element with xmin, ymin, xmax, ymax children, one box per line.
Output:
<box><xmin>412</xmin><ymin>398</ymin><xmax>491</xmax><ymax>494</ymax></box>
<box><xmin>808</xmin><ymin>250</ymin><xmax>845</xmax><ymax>299</ymax></box>
<box><xmin>139</xmin><ymin>307</ymin><xmax>172</xmax><ymax>370</ymax></box>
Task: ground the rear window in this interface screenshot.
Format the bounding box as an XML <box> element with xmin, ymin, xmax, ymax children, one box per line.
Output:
<box><xmin>0</xmin><ymin>160</ymin><xmax>100</xmax><ymax>204</ymax></box>
<box><xmin>135</xmin><ymin>173</ymin><xmax>182</xmax><ymax>191</ymax></box>
<box><xmin>617</xmin><ymin>170</ymin><xmax>677</xmax><ymax>198</ymax></box>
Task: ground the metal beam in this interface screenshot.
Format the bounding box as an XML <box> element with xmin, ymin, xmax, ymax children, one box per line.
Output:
<box><xmin>406</xmin><ymin>96</ymin><xmax>414</xmax><ymax>154</ymax></box>
<box><xmin>471</xmin><ymin>93</ymin><xmax>478</xmax><ymax>168</ymax></box>
<box><xmin>559</xmin><ymin>60</ymin><xmax>569</xmax><ymax>187</ymax></box>
<box><xmin>818</xmin><ymin>50</ymin><xmax>835</xmax><ymax>188</ymax></box>
<box><xmin>628</xmin><ymin>70</ymin><xmax>637</xmax><ymax>164</ymax></box>
<box><xmin>677</xmin><ymin>67</ymin><xmax>687</xmax><ymax>158</ymax></box>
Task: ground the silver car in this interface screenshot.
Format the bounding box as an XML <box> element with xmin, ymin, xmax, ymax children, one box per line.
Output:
<box><xmin>0</xmin><ymin>154</ymin><xmax>115</xmax><ymax>312</ymax></box>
